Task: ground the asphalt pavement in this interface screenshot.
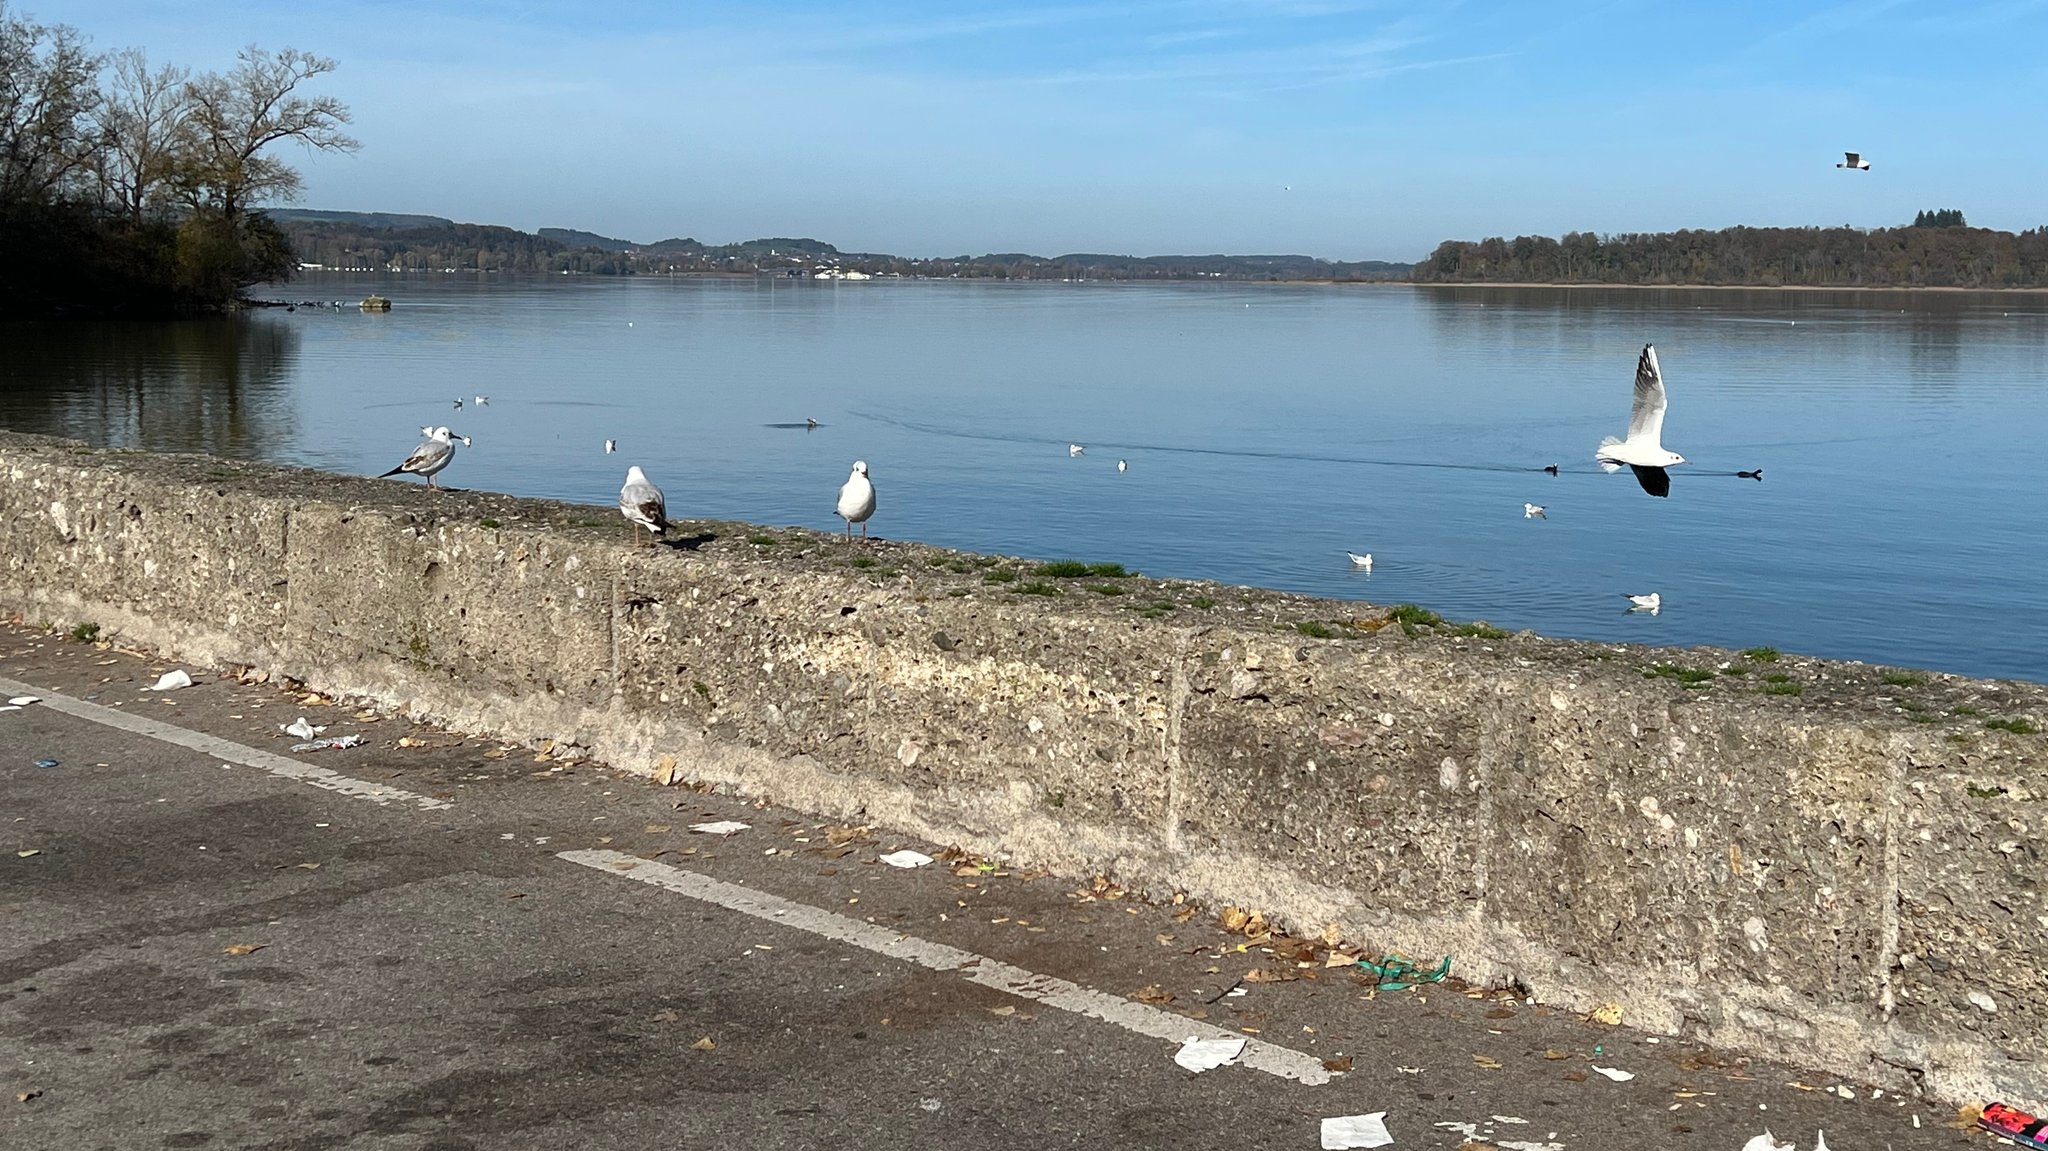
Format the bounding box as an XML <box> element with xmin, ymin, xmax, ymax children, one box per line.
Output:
<box><xmin>0</xmin><ymin>625</ymin><xmax>1981</xmax><ymax>1150</ymax></box>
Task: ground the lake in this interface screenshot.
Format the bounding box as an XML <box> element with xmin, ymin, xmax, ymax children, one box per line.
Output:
<box><xmin>4</xmin><ymin>273</ymin><xmax>2045</xmax><ymax>683</ymax></box>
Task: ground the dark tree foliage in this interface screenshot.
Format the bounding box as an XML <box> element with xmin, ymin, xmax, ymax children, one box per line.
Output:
<box><xmin>0</xmin><ymin>2</ymin><xmax>353</xmax><ymax>316</ymax></box>
<box><xmin>1412</xmin><ymin>221</ymin><xmax>2048</xmax><ymax>288</ymax></box>
<box><xmin>1912</xmin><ymin>209</ymin><xmax>1967</xmax><ymax>228</ymax></box>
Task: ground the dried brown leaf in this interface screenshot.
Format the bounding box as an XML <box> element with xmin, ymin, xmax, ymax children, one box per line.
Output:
<box><xmin>1542</xmin><ymin>1048</ymin><xmax>1571</xmax><ymax>1060</ymax></box>
<box><xmin>1589</xmin><ymin>1002</ymin><xmax>1623</xmax><ymax>1025</ymax></box>
<box><xmin>1563</xmin><ymin>1070</ymin><xmax>1588</xmax><ymax>1082</ymax></box>
<box><xmin>691</xmin><ymin>1036</ymin><xmax>716</xmax><ymax>1051</ymax></box>
<box><xmin>1485</xmin><ymin>1007</ymin><xmax>1515</xmax><ymax>1019</ymax></box>
<box><xmin>1472</xmin><ymin>1054</ymin><xmax>1503</xmax><ymax>1069</ymax></box>
<box><xmin>1243</xmin><ymin>968</ymin><xmax>1298</xmax><ymax>984</ymax></box>
<box><xmin>222</xmin><ymin>943</ymin><xmax>266</xmax><ymax>956</ymax></box>
<box><xmin>1132</xmin><ymin>985</ymin><xmax>1175</xmax><ymax>1005</ymax></box>
<box><xmin>1321</xmin><ymin>1055</ymin><xmax>1354</xmax><ymax>1073</ymax></box>
<box><xmin>16</xmin><ymin>1089</ymin><xmax>41</xmax><ymax>1103</ymax></box>
<box><xmin>651</xmin><ymin>1010</ymin><xmax>678</xmax><ymax>1023</ymax></box>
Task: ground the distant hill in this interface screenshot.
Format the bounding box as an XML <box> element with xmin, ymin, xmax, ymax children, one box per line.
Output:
<box><xmin>266</xmin><ymin>209</ymin><xmax>1416</xmax><ymax>281</ymax></box>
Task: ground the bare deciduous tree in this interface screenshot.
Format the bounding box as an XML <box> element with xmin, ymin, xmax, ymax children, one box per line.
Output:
<box><xmin>96</xmin><ymin>47</ymin><xmax>189</xmax><ymax>222</ymax></box>
<box><xmin>176</xmin><ymin>45</ymin><xmax>358</xmax><ymax>217</ymax></box>
<box><xmin>0</xmin><ymin>2</ymin><xmax>102</xmax><ymax>204</ymax></box>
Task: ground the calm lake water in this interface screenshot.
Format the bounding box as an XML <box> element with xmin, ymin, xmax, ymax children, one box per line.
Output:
<box><xmin>5</xmin><ymin>274</ymin><xmax>2046</xmax><ymax>683</ymax></box>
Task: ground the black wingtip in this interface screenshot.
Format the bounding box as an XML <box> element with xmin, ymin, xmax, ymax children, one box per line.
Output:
<box><xmin>1629</xmin><ymin>464</ymin><xmax>1671</xmax><ymax>498</ymax></box>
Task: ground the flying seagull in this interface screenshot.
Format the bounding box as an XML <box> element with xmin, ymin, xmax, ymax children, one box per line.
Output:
<box><xmin>618</xmin><ymin>465</ymin><xmax>671</xmax><ymax>547</ymax></box>
<box><xmin>604</xmin><ymin>438</ymin><xmax>617</xmax><ymax>454</ymax></box>
<box><xmin>474</xmin><ymin>395</ymin><xmax>489</xmax><ymax>406</ymax></box>
<box><xmin>451</xmin><ymin>397</ymin><xmax>463</xmax><ymax>409</ymax></box>
<box><xmin>1625</xmin><ymin>592</ymin><xmax>1662</xmax><ymax>614</ymax></box>
<box><xmin>1069</xmin><ymin>444</ymin><xmax>1085</xmax><ymax>457</ymax></box>
<box><xmin>1836</xmin><ymin>151</ymin><xmax>1871</xmax><ymax>170</ymax></box>
<box><xmin>1347</xmin><ymin>552</ymin><xmax>1373</xmax><ymax>572</ymax></box>
<box><xmin>1597</xmin><ymin>344</ymin><xmax>1686</xmax><ymax>498</ymax></box>
<box><xmin>1737</xmin><ymin>468</ymin><xmax>1764</xmax><ymax>481</ymax></box>
<box><xmin>1524</xmin><ymin>502</ymin><xmax>1547</xmax><ymax>519</ymax></box>
<box><xmin>380</xmin><ymin>426</ymin><xmax>468</xmax><ymax>490</ymax></box>
<box><xmin>837</xmin><ymin>459</ymin><xmax>877</xmax><ymax>541</ymax></box>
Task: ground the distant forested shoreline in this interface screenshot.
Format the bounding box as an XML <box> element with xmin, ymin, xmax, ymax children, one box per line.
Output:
<box><xmin>1414</xmin><ymin>218</ymin><xmax>2048</xmax><ymax>289</ymax></box>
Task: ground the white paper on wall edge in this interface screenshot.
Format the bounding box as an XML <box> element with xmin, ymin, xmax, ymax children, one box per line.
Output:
<box><xmin>282</xmin><ymin>717</ymin><xmax>325</xmax><ymax>740</ymax></box>
<box><xmin>1740</xmin><ymin>1132</ymin><xmax>1791</xmax><ymax>1151</ymax></box>
<box><xmin>1172</xmin><ymin>1035</ymin><xmax>1246</xmax><ymax>1073</ymax></box>
<box><xmin>1592</xmin><ymin>1065</ymin><xmax>1635</xmax><ymax>1082</ymax></box>
<box><xmin>7</xmin><ymin>696</ymin><xmax>39</xmax><ymax>706</ymax></box>
<box><xmin>878</xmin><ymin>849</ymin><xmax>934</xmax><ymax>869</ymax></box>
<box><xmin>1321</xmin><ymin>1112</ymin><xmax>1394</xmax><ymax>1149</ymax></box>
<box><xmin>145</xmin><ymin>670</ymin><xmax>193</xmax><ymax>691</ymax></box>
<box><xmin>1815</xmin><ymin>1130</ymin><xmax>1830</xmax><ymax>1151</ymax></box>
<box><xmin>689</xmin><ymin>821</ymin><xmax>750</xmax><ymax>835</ymax></box>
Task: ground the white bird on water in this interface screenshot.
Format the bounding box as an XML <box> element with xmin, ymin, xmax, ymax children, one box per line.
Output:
<box><xmin>1117</xmin><ymin>459</ymin><xmax>1128</xmax><ymax>473</ymax></box>
<box><xmin>1597</xmin><ymin>343</ymin><xmax>1687</xmax><ymax>498</ymax></box>
<box><xmin>1347</xmin><ymin>552</ymin><xmax>1373</xmax><ymax>572</ymax></box>
<box><xmin>1626</xmin><ymin>592</ymin><xmax>1662</xmax><ymax>615</ymax></box>
<box><xmin>618</xmin><ymin>465</ymin><xmax>671</xmax><ymax>548</ymax></box>
<box><xmin>1836</xmin><ymin>151</ymin><xmax>1871</xmax><ymax>170</ymax></box>
<box><xmin>380</xmin><ymin>426</ymin><xmax>468</xmax><ymax>490</ymax></box>
<box><xmin>1069</xmin><ymin>444</ymin><xmax>1085</xmax><ymax>457</ymax></box>
<box><xmin>604</xmin><ymin>438</ymin><xmax>617</xmax><ymax>454</ymax></box>
<box><xmin>836</xmin><ymin>460</ymin><xmax>877</xmax><ymax>541</ymax></box>
<box><xmin>1524</xmin><ymin>502</ymin><xmax>1546</xmax><ymax>519</ymax></box>
<box><xmin>474</xmin><ymin>395</ymin><xmax>489</xmax><ymax>406</ymax></box>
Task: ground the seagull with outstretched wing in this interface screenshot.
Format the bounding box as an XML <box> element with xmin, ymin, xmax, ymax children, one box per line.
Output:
<box><xmin>1596</xmin><ymin>344</ymin><xmax>1686</xmax><ymax>498</ymax></box>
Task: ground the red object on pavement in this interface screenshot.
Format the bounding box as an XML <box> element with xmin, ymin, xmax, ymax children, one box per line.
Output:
<box><xmin>1981</xmin><ymin>1102</ymin><xmax>2048</xmax><ymax>1150</ymax></box>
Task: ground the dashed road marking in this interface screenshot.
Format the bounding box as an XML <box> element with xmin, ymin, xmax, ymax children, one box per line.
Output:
<box><xmin>560</xmin><ymin>848</ymin><xmax>1332</xmax><ymax>1086</ymax></box>
<box><xmin>0</xmin><ymin>674</ymin><xmax>453</xmax><ymax>811</ymax></box>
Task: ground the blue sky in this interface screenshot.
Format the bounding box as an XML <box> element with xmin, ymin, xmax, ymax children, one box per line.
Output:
<box><xmin>37</xmin><ymin>1</ymin><xmax>2048</xmax><ymax>259</ymax></box>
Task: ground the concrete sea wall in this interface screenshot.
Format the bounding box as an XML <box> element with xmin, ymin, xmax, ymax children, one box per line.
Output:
<box><xmin>1</xmin><ymin>431</ymin><xmax>2042</xmax><ymax>1107</ymax></box>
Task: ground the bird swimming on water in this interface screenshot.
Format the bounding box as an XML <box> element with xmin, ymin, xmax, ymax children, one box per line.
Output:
<box><xmin>1524</xmin><ymin>502</ymin><xmax>1546</xmax><ymax>519</ymax></box>
<box><xmin>1542</xmin><ymin>463</ymin><xmax>1559</xmax><ymax>476</ymax></box>
<box><xmin>837</xmin><ymin>460</ymin><xmax>877</xmax><ymax>541</ymax></box>
<box><xmin>381</xmin><ymin>426</ymin><xmax>468</xmax><ymax>491</ymax></box>
<box><xmin>1737</xmin><ymin>468</ymin><xmax>1763</xmax><ymax>481</ymax></box>
<box><xmin>1117</xmin><ymin>459</ymin><xmax>1128</xmax><ymax>473</ymax></box>
<box><xmin>1625</xmin><ymin>592</ymin><xmax>1662</xmax><ymax>614</ymax></box>
<box><xmin>1597</xmin><ymin>344</ymin><xmax>1686</xmax><ymax>498</ymax></box>
<box><xmin>1347</xmin><ymin>552</ymin><xmax>1373</xmax><ymax>572</ymax></box>
<box><xmin>1069</xmin><ymin>444</ymin><xmax>1085</xmax><ymax>457</ymax></box>
<box><xmin>618</xmin><ymin>465</ymin><xmax>671</xmax><ymax>547</ymax></box>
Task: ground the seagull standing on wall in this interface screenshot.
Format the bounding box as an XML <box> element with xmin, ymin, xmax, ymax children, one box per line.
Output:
<box><xmin>380</xmin><ymin>426</ymin><xmax>468</xmax><ymax>491</ymax></box>
<box><xmin>1836</xmin><ymin>151</ymin><xmax>1871</xmax><ymax>170</ymax></box>
<box><xmin>837</xmin><ymin>460</ymin><xmax>876</xmax><ymax>541</ymax></box>
<box><xmin>618</xmin><ymin>465</ymin><xmax>671</xmax><ymax>547</ymax></box>
<box><xmin>1596</xmin><ymin>344</ymin><xmax>1687</xmax><ymax>498</ymax></box>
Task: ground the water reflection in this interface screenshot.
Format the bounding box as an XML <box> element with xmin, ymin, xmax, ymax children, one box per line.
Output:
<box><xmin>0</xmin><ymin>316</ymin><xmax>300</xmax><ymax>456</ymax></box>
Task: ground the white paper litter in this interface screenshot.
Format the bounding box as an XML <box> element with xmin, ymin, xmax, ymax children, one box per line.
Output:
<box><xmin>689</xmin><ymin>821</ymin><xmax>750</xmax><ymax>835</ymax></box>
<box><xmin>1321</xmin><ymin>1112</ymin><xmax>1393</xmax><ymax>1150</ymax></box>
<box><xmin>1592</xmin><ymin>1065</ymin><xmax>1635</xmax><ymax>1082</ymax></box>
<box><xmin>144</xmin><ymin>669</ymin><xmax>193</xmax><ymax>691</ymax></box>
<box><xmin>290</xmin><ymin>734</ymin><xmax>362</xmax><ymax>752</ymax></box>
<box><xmin>1741</xmin><ymin>1132</ymin><xmax>1791</xmax><ymax>1151</ymax></box>
<box><xmin>7</xmin><ymin>696</ymin><xmax>38</xmax><ymax>706</ymax></box>
<box><xmin>0</xmin><ymin>706</ymin><xmax>18</xmax><ymax>713</ymax></box>
<box><xmin>1815</xmin><ymin>1131</ymin><xmax>1830</xmax><ymax>1151</ymax></box>
<box><xmin>282</xmin><ymin>717</ymin><xmax>326</xmax><ymax>740</ymax></box>
<box><xmin>879</xmin><ymin>849</ymin><xmax>935</xmax><ymax>869</ymax></box>
<box><xmin>1172</xmin><ymin>1035</ymin><xmax>1246</xmax><ymax>1073</ymax></box>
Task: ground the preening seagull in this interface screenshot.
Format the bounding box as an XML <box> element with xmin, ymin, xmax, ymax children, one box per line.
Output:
<box><xmin>1524</xmin><ymin>503</ymin><xmax>1547</xmax><ymax>519</ymax></box>
<box><xmin>1069</xmin><ymin>444</ymin><xmax>1085</xmax><ymax>457</ymax></box>
<box><xmin>1836</xmin><ymin>151</ymin><xmax>1871</xmax><ymax>170</ymax></box>
<box><xmin>1596</xmin><ymin>344</ymin><xmax>1687</xmax><ymax>498</ymax></box>
<box><xmin>836</xmin><ymin>460</ymin><xmax>877</xmax><ymax>541</ymax></box>
<box><xmin>1737</xmin><ymin>468</ymin><xmax>1764</xmax><ymax>481</ymax></box>
<box><xmin>1625</xmin><ymin>592</ymin><xmax>1662</xmax><ymax>614</ymax></box>
<box><xmin>618</xmin><ymin>465</ymin><xmax>671</xmax><ymax>547</ymax></box>
<box><xmin>380</xmin><ymin>426</ymin><xmax>468</xmax><ymax>490</ymax></box>
<box><xmin>604</xmin><ymin>438</ymin><xmax>617</xmax><ymax>454</ymax></box>
<box><xmin>1347</xmin><ymin>552</ymin><xmax>1373</xmax><ymax>572</ymax></box>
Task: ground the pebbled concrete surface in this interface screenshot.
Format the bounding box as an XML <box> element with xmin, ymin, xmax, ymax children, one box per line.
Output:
<box><xmin>0</xmin><ymin>627</ymin><xmax>1980</xmax><ymax>1150</ymax></box>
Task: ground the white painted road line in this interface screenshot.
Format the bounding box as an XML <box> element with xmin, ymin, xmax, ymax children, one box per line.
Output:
<box><xmin>560</xmin><ymin>849</ymin><xmax>1334</xmax><ymax>1086</ymax></box>
<box><xmin>0</xmin><ymin>674</ymin><xmax>454</xmax><ymax>811</ymax></box>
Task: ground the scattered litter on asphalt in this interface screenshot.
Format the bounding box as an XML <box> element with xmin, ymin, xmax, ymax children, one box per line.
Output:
<box><xmin>33</xmin><ymin>758</ymin><xmax>58</xmax><ymax>769</ymax></box>
<box><xmin>1319</xmin><ymin>1111</ymin><xmax>1392</xmax><ymax>1149</ymax></box>
<box><xmin>1814</xmin><ymin>1131</ymin><xmax>1830</xmax><ymax>1151</ymax></box>
<box><xmin>291</xmin><ymin>735</ymin><xmax>363</xmax><ymax>752</ymax></box>
<box><xmin>16</xmin><ymin>1089</ymin><xmax>41</xmax><ymax>1103</ymax></box>
<box><xmin>8</xmin><ymin>695</ymin><xmax>37</xmax><ymax>705</ymax></box>
<box><xmin>1740</xmin><ymin>1132</ymin><xmax>1791</xmax><ymax>1151</ymax></box>
<box><xmin>16</xmin><ymin>850</ymin><xmax>39</xmax><ymax>858</ymax></box>
<box><xmin>1590</xmin><ymin>1001</ymin><xmax>1624</xmax><ymax>1025</ymax></box>
<box><xmin>1355</xmin><ymin>952</ymin><xmax>1451</xmax><ymax>990</ymax></box>
<box><xmin>1173</xmin><ymin>1035</ymin><xmax>1246</xmax><ymax>1073</ymax></box>
<box><xmin>879</xmin><ymin>849</ymin><xmax>935</xmax><ymax>869</ymax></box>
<box><xmin>144</xmin><ymin>669</ymin><xmax>194</xmax><ymax>691</ymax></box>
<box><xmin>1981</xmin><ymin>1102</ymin><xmax>2048</xmax><ymax>1149</ymax></box>
<box><xmin>282</xmin><ymin>716</ymin><xmax>326</xmax><ymax>740</ymax></box>
<box><xmin>1592</xmin><ymin>1066</ymin><xmax>1636</xmax><ymax>1082</ymax></box>
<box><xmin>691</xmin><ymin>1036</ymin><xmax>716</xmax><ymax>1051</ymax></box>
<box><xmin>689</xmin><ymin>821</ymin><xmax>750</xmax><ymax>835</ymax></box>
<box><xmin>0</xmin><ymin>706</ymin><xmax>17</xmax><ymax>713</ymax></box>
<box><xmin>222</xmin><ymin>943</ymin><xmax>267</xmax><ymax>956</ymax></box>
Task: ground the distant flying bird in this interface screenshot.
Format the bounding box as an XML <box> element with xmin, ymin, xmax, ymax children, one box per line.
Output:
<box><xmin>1737</xmin><ymin>468</ymin><xmax>1764</xmax><ymax>481</ymax></box>
<box><xmin>1069</xmin><ymin>444</ymin><xmax>1085</xmax><ymax>457</ymax></box>
<box><xmin>604</xmin><ymin>438</ymin><xmax>617</xmax><ymax>454</ymax></box>
<box><xmin>1625</xmin><ymin>592</ymin><xmax>1662</xmax><ymax>614</ymax></box>
<box><xmin>1347</xmin><ymin>552</ymin><xmax>1373</xmax><ymax>572</ymax></box>
<box><xmin>1524</xmin><ymin>503</ymin><xmax>1546</xmax><ymax>519</ymax></box>
<box><xmin>474</xmin><ymin>395</ymin><xmax>489</xmax><ymax>406</ymax></box>
<box><xmin>450</xmin><ymin>398</ymin><xmax>463</xmax><ymax>409</ymax></box>
<box><xmin>380</xmin><ymin>426</ymin><xmax>467</xmax><ymax>490</ymax></box>
<box><xmin>1836</xmin><ymin>151</ymin><xmax>1871</xmax><ymax>170</ymax></box>
<box><xmin>1542</xmin><ymin>463</ymin><xmax>1559</xmax><ymax>476</ymax></box>
<box><xmin>1596</xmin><ymin>344</ymin><xmax>1687</xmax><ymax>498</ymax></box>
<box><xmin>1117</xmin><ymin>459</ymin><xmax>1128</xmax><ymax>473</ymax></box>
<box><xmin>618</xmin><ymin>465</ymin><xmax>670</xmax><ymax>547</ymax></box>
<box><xmin>836</xmin><ymin>460</ymin><xmax>876</xmax><ymax>541</ymax></box>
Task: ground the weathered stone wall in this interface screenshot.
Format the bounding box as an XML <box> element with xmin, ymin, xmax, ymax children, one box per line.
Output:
<box><xmin>2</xmin><ymin>431</ymin><xmax>2041</xmax><ymax>1107</ymax></box>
